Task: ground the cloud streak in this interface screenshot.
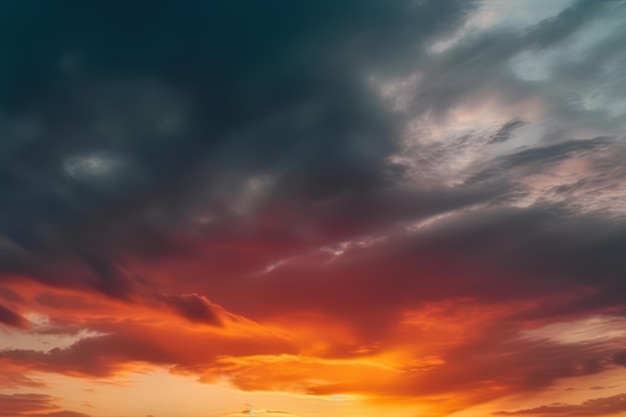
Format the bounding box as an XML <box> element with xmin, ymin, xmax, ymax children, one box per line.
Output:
<box><xmin>495</xmin><ymin>393</ymin><xmax>626</xmax><ymax>417</ymax></box>
<box><xmin>0</xmin><ymin>393</ymin><xmax>89</xmax><ymax>417</ymax></box>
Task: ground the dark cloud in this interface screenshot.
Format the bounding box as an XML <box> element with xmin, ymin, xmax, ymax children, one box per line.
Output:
<box><xmin>1</xmin><ymin>333</ymin><xmax>175</xmax><ymax>377</ymax></box>
<box><xmin>184</xmin><ymin>206</ymin><xmax>626</xmax><ymax>342</ymax></box>
<box><xmin>468</xmin><ymin>136</ymin><xmax>615</xmax><ymax>184</ymax></box>
<box><xmin>0</xmin><ymin>0</ymin><xmax>479</xmax><ymax>297</ymax></box>
<box><xmin>0</xmin><ymin>303</ymin><xmax>28</xmax><ymax>328</ymax></box>
<box><xmin>489</xmin><ymin>120</ymin><xmax>526</xmax><ymax>144</ymax></box>
<box><xmin>34</xmin><ymin>292</ymin><xmax>102</xmax><ymax>312</ymax></box>
<box><xmin>158</xmin><ymin>293</ymin><xmax>223</xmax><ymax>326</ymax></box>
<box><xmin>612</xmin><ymin>350</ymin><xmax>626</xmax><ymax>367</ymax></box>
<box><xmin>0</xmin><ymin>0</ymin><xmax>622</xmax><ymax>311</ymax></box>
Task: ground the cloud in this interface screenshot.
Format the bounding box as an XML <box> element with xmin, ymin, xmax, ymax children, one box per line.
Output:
<box><xmin>0</xmin><ymin>286</ymin><xmax>24</xmax><ymax>303</ymax></box>
<box><xmin>0</xmin><ymin>0</ymin><xmax>620</xmax><ymax>293</ymax></box>
<box><xmin>0</xmin><ymin>1</ymin><xmax>626</xmax><ymax>416</ymax></box>
<box><xmin>2</xmin><ymin>288</ymin><xmax>618</xmax><ymax>411</ymax></box>
<box><xmin>0</xmin><ymin>393</ymin><xmax>90</xmax><ymax>417</ymax></box>
<box><xmin>156</xmin><ymin>293</ymin><xmax>223</xmax><ymax>326</ymax></box>
<box><xmin>0</xmin><ymin>0</ymin><xmax>478</xmax><ymax>299</ymax></box>
<box><xmin>0</xmin><ymin>304</ymin><xmax>298</xmax><ymax>378</ymax></box>
<box><xmin>0</xmin><ymin>0</ymin><xmax>621</xmax><ymax>324</ymax></box>
<box><xmin>0</xmin><ymin>361</ymin><xmax>46</xmax><ymax>388</ymax></box>
<box><xmin>223</xmin><ymin>410</ymin><xmax>298</xmax><ymax>417</ymax></box>
<box><xmin>0</xmin><ymin>304</ymin><xmax>28</xmax><ymax>328</ymax></box>
<box><xmin>179</xmin><ymin>205</ymin><xmax>626</xmax><ymax>344</ymax></box>
<box><xmin>489</xmin><ymin>119</ymin><xmax>526</xmax><ymax>143</ymax></box>
<box><xmin>494</xmin><ymin>393</ymin><xmax>626</xmax><ymax>416</ymax></box>
<box><xmin>160</xmin><ymin>313</ymin><xmax>624</xmax><ymax>411</ymax></box>
<box><xmin>612</xmin><ymin>351</ymin><xmax>626</xmax><ymax>367</ymax></box>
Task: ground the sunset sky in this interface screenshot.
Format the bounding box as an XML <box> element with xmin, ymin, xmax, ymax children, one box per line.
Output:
<box><xmin>1</xmin><ymin>1</ymin><xmax>626</xmax><ymax>416</ymax></box>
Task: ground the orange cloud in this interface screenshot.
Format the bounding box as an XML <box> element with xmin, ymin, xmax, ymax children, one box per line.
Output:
<box><xmin>5</xmin><ymin>282</ymin><xmax>621</xmax><ymax>417</ymax></box>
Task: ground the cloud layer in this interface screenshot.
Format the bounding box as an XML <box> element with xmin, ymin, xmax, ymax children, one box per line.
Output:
<box><xmin>1</xmin><ymin>1</ymin><xmax>626</xmax><ymax>416</ymax></box>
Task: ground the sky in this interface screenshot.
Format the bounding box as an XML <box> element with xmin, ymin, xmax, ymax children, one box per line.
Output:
<box><xmin>1</xmin><ymin>0</ymin><xmax>626</xmax><ymax>416</ymax></box>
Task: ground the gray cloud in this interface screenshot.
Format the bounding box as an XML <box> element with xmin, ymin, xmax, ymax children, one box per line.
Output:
<box><xmin>404</xmin><ymin>0</ymin><xmax>626</xmax><ymax>129</ymax></box>
<box><xmin>0</xmin><ymin>0</ymin><xmax>623</xmax><ymax>308</ymax></box>
<box><xmin>0</xmin><ymin>0</ymin><xmax>481</xmax><ymax>298</ymax></box>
